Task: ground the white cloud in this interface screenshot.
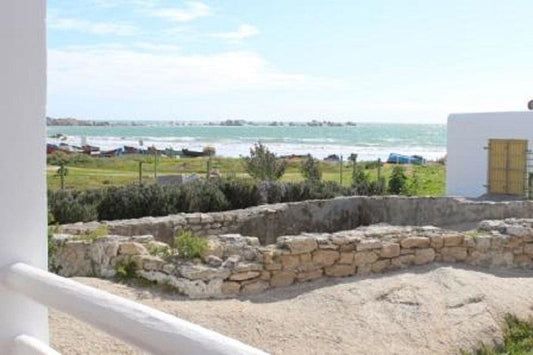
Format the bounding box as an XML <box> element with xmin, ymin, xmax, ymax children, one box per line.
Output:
<box><xmin>48</xmin><ymin>17</ymin><xmax>137</xmax><ymax>36</ymax></box>
<box><xmin>211</xmin><ymin>24</ymin><xmax>259</xmax><ymax>40</ymax></box>
<box><xmin>48</xmin><ymin>48</ymin><xmax>335</xmax><ymax>101</ymax></box>
<box><xmin>133</xmin><ymin>42</ymin><xmax>181</xmax><ymax>52</ymax></box>
<box><xmin>150</xmin><ymin>1</ymin><xmax>211</xmax><ymax>22</ymax></box>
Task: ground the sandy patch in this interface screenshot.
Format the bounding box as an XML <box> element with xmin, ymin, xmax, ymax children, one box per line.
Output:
<box><xmin>50</xmin><ymin>264</ymin><xmax>533</xmax><ymax>354</ymax></box>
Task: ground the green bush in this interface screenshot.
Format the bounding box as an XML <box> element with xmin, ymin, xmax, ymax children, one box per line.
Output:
<box><xmin>48</xmin><ymin>189</ymin><xmax>102</xmax><ymax>224</ymax></box>
<box><xmin>181</xmin><ymin>180</ymin><xmax>229</xmax><ymax>212</ymax></box>
<box><xmin>388</xmin><ymin>166</ymin><xmax>408</xmax><ymax>195</ymax></box>
<box><xmin>243</xmin><ymin>143</ymin><xmax>287</xmax><ymax>181</ymax></box>
<box><xmin>216</xmin><ymin>178</ymin><xmax>262</xmax><ymax>209</ymax></box>
<box><xmin>174</xmin><ymin>231</ymin><xmax>208</xmax><ymax>259</ymax></box>
<box><xmin>115</xmin><ymin>259</ymin><xmax>137</xmax><ymax>280</ymax></box>
<box><xmin>300</xmin><ymin>156</ymin><xmax>322</xmax><ymax>182</ymax></box>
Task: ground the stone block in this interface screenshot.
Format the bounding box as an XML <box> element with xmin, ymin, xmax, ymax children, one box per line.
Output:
<box><xmin>179</xmin><ymin>264</ymin><xmax>231</xmax><ymax>281</ymax></box>
<box><xmin>221</xmin><ymin>281</ymin><xmax>241</xmax><ymax>294</ymax></box>
<box><xmin>279</xmin><ymin>254</ymin><xmax>300</xmax><ymax>268</ymax></box>
<box><xmin>277</xmin><ymin>235</ymin><xmax>318</xmax><ymax>254</ymax></box>
<box><xmin>339</xmin><ymin>252</ymin><xmax>354</xmax><ymax>264</ymax></box>
<box><xmin>371</xmin><ymin>259</ymin><xmax>390</xmax><ymax>273</ymax></box>
<box><xmin>414</xmin><ymin>248</ymin><xmax>435</xmax><ymax>265</ymax></box>
<box><xmin>429</xmin><ymin>235</ymin><xmax>444</xmax><ymax>249</ymax></box>
<box><xmin>324</xmin><ymin>264</ymin><xmax>356</xmax><ymax>277</ymax></box>
<box><xmin>380</xmin><ymin>243</ymin><xmax>400</xmax><ymax>258</ymax></box>
<box><xmin>270</xmin><ymin>271</ymin><xmax>295</xmax><ymax>288</ymax></box>
<box><xmin>441</xmin><ymin>247</ymin><xmax>467</xmax><ymax>262</ymax></box>
<box><xmin>296</xmin><ymin>269</ymin><xmax>323</xmax><ymax>282</ymax></box>
<box><xmin>390</xmin><ymin>255</ymin><xmax>415</xmax><ymax>268</ymax></box>
<box><xmin>242</xmin><ymin>280</ymin><xmax>269</xmax><ymax>294</ymax></box>
<box><xmin>524</xmin><ymin>243</ymin><xmax>533</xmax><ymax>255</ymax></box>
<box><xmin>229</xmin><ymin>271</ymin><xmax>261</xmax><ymax>281</ymax></box>
<box><xmin>312</xmin><ymin>250</ymin><xmax>339</xmax><ymax>267</ymax></box>
<box><xmin>400</xmin><ymin>237</ymin><xmax>429</xmax><ymax>249</ymax></box>
<box><xmin>119</xmin><ymin>242</ymin><xmax>148</xmax><ymax>256</ymax></box>
<box><xmin>443</xmin><ymin>234</ymin><xmax>464</xmax><ymax>247</ymax></box>
<box><xmin>356</xmin><ymin>239</ymin><xmax>382</xmax><ymax>251</ymax></box>
<box><xmin>353</xmin><ymin>251</ymin><xmax>378</xmax><ymax>266</ymax></box>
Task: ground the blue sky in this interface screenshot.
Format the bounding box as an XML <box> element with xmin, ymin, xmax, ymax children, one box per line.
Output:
<box><xmin>47</xmin><ymin>1</ymin><xmax>533</xmax><ymax>123</ymax></box>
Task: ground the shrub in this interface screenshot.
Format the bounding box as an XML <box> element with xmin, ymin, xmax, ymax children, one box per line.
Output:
<box><xmin>115</xmin><ymin>259</ymin><xmax>137</xmax><ymax>280</ymax></box>
<box><xmin>216</xmin><ymin>178</ymin><xmax>262</xmax><ymax>209</ymax></box>
<box><xmin>181</xmin><ymin>180</ymin><xmax>229</xmax><ymax>212</ymax></box>
<box><xmin>243</xmin><ymin>143</ymin><xmax>287</xmax><ymax>181</ymax></box>
<box><xmin>48</xmin><ymin>189</ymin><xmax>102</xmax><ymax>224</ymax></box>
<box><xmin>300</xmin><ymin>156</ymin><xmax>322</xmax><ymax>182</ymax></box>
<box><xmin>76</xmin><ymin>225</ymin><xmax>109</xmax><ymax>242</ymax></box>
<box><xmin>174</xmin><ymin>231</ymin><xmax>208</xmax><ymax>259</ymax></box>
<box><xmin>388</xmin><ymin>166</ymin><xmax>408</xmax><ymax>194</ymax></box>
<box><xmin>97</xmin><ymin>184</ymin><xmax>174</xmax><ymax>220</ymax></box>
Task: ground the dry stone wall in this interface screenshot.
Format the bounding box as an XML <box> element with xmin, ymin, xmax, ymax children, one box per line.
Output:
<box><xmin>51</xmin><ymin>219</ymin><xmax>533</xmax><ymax>299</ymax></box>
<box><xmin>59</xmin><ymin>196</ymin><xmax>533</xmax><ymax>245</ymax></box>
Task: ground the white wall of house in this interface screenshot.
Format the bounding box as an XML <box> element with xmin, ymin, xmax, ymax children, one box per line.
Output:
<box><xmin>0</xmin><ymin>0</ymin><xmax>48</xmax><ymax>352</ymax></box>
<box><xmin>447</xmin><ymin>111</ymin><xmax>533</xmax><ymax>198</ymax></box>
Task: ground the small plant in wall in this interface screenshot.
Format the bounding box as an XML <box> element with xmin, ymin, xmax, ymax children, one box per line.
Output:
<box><xmin>115</xmin><ymin>259</ymin><xmax>137</xmax><ymax>280</ymax></box>
<box><xmin>174</xmin><ymin>230</ymin><xmax>208</xmax><ymax>259</ymax></box>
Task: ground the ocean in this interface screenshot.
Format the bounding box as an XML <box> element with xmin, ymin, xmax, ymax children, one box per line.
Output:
<box><xmin>46</xmin><ymin>123</ymin><xmax>446</xmax><ymax>161</ymax></box>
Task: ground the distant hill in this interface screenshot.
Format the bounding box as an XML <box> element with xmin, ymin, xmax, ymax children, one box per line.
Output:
<box><xmin>46</xmin><ymin>117</ymin><xmax>110</xmax><ymax>126</ymax></box>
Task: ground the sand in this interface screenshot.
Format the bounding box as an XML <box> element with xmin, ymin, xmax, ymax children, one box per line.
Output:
<box><xmin>50</xmin><ymin>264</ymin><xmax>533</xmax><ymax>354</ymax></box>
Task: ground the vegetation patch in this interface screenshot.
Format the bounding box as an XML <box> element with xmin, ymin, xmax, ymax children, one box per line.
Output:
<box><xmin>467</xmin><ymin>314</ymin><xmax>533</xmax><ymax>354</ymax></box>
<box><xmin>115</xmin><ymin>259</ymin><xmax>137</xmax><ymax>280</ymax></box>
<box><xmin>174</xmin><ymin>231</ymin><xmax>208</xmax><ymax>259</ymax></box>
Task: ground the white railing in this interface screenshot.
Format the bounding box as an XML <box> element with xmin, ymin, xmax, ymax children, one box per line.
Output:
<box><xmin>0</xmin><ymin>263</ymin><xmax>267</xmax><ymax>355</ymax></box>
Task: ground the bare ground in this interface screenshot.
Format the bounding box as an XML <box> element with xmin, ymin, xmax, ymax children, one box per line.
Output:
<box><xmin>50</xmin><ymin>264</ymin><xmax>533</xmax><ymax>355</ymax></box>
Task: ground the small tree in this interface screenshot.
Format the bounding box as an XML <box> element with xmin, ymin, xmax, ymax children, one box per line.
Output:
<box><xmin>244</xmin><ymin>143</ymin><xmax>287</xmax><ymax>181</ymax></box>
<box><xmin>300</xmin><ymin>156</ymin><xmax>322</xmax><ymax>182</ymax></box>
<box><xmin>388</xmin><ymin>165</ymin><xmax>407</xmax><ymax>194</ymax></box>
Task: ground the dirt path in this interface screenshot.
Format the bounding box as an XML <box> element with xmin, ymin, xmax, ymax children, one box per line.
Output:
<box><xmin>50</xmin><ymin>264</ymin><xmax>533</xmax><ymax>354</ymax></box>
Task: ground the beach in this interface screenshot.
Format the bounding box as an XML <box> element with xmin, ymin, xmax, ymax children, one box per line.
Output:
<box><xmin>46</xmin><ymin>123</ymin><xmax>446</xmax><ymax>161</ymax></box>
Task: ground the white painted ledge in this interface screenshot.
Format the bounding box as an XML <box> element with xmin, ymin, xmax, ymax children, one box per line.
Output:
<box><xmin>12</xmin><ymin>335</ymin><xmax>60</xmax><ymax>355</ymax></box>
<box><xmin>1</xmin><ymin>263</ymin><xmax>268</xmax><ymax>355</ymax></box>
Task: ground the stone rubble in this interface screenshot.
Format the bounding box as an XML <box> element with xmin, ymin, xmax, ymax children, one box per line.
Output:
<box><xmin>51</xmin><ymin>218</ymin><xmax>533</xmax><ymax>299</ymax></box>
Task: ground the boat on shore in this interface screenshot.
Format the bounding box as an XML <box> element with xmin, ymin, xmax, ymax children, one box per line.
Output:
<box><xmin>387</xmin><ymin>153</ymin><xmax>425</xmax><ymax>165</ymax></box>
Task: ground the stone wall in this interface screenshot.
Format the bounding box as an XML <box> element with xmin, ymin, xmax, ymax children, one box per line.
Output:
<box><xmin>51</xmin><ymin>219</ymin><xmax>533</xmax><ymax>299</ymax></box>
<box><xmin>59</xmin><ymin>196</ymin><xmax>533</xmax><ymax>245</ymax></box>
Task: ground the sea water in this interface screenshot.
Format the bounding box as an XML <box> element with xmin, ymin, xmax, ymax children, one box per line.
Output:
<box><xmin>46</xmin><ymin>123</ymin><xmax>446</xmax><ymax>161</ymax></box>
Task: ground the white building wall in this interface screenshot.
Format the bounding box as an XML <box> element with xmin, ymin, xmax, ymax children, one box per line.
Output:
<box><xmin>0</xmin><ymin>0</ymin><xmax>48</xmax><ymax>352</ymax></box>
<box><xmin>447</xmin><ymin>111</ymin><xmax>533</xmax><ymax>198</ymax></box>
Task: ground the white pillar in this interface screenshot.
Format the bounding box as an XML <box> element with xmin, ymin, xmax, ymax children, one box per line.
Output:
<box><xmin>0</xmin><ymin>0</ymin><xmax>48</xmax><ymax>352</ymax></box>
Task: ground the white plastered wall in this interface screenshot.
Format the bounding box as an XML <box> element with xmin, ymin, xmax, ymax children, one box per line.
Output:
<box><xmin>447</xmin><ymin>111</ymin><xmax>533</xmax><ymax>198</ymax></box>
<box><xmin>0</xmin><ymin>0</ymin><xmax>48</xmax><ymax>351</ymax></box>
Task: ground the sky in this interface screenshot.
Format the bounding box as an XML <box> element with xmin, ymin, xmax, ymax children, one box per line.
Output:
<box><xmin>47</xmin><ymin>0</ymin><xmax>533</xmax><ymax>123</ymax></box>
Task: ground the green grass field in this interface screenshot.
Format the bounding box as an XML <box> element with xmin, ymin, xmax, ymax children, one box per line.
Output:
<box><xmin>47</xmin><ymin>154</ymin><xmax>445</xmax><ymax>196</ymax></box>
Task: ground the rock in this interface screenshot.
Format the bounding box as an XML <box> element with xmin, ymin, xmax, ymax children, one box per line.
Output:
<box><xmin>229</xmin><ymin>271</ymin><xmax>261</xmax><ymax>281</ymax></box>
<box><xmin>353</xmin><ymin>251</ymin><xmax>378</xmax><ymax>266</ymax></box>
<box><xmin>221</xmin><ymin>281</ymin><xmax>241</xmax><ymax>294</ymax></box>
<box><xmin>296</xmin><ymin>269</ymin><xmax>323</xmax><ymax>282</ymax></box>
<box><xmin>277</xmin><ymin>235</ymin><xmax>318</xmax><ymax>254</ymax></box>
<box><xmin>479</xmin><ymin>220</ymin><xmax>506</xmax><ymax>232</ymax></box>
<box><xmin>371</xmin><ymin>259</ymin><xmax>390</xmax><ymax>273</ymax></box>
<box><xmin>179</xmin><ymin>264</ymin><xmax>230</xmax><ymax>281</ymax></box>
<box><xmin>390</xmin><ymin>255</ymin><xmax>415</xmax><ymax>268</ymax></box>
<box><xmin>279</xmin><ymin>254</ymin><xmax>300</xmax><ymax>268</ymax></box>
<box><xmin>119</xmin><ymin>242</ymin><xmax>148</xmax><ymax>256</ymax></box>
<box><xmin>140</xmin><ymin>255</ymin><xmax>166</xmax><ymax>271</ymax></box>
<box><xmin>414</xmin><ymin>248</ymin><xmax>435</xmax><ymax>265</ymax></box>
<box><xmin>201</xmin><ymin>239</ymin><xmax>224</xmax><ymax>260</ymax></box>
<box><xmin>400</xmin><ymin>237</ymin><xmax>430</xmax><ymax>249</ymax></box>
<box><xmin>380</xmin><ymin>243</ymin><xmax>400</xmax><ymax>258</ymax></box>
<box><xmin>524</xmin><ymin>243</ymin><xmax>533</xmax><ymax>255</ymax></box>
<box><xmin>474</xmin><ymin>237</ymin><xmax>492</xmax><ymax>252</ymax></box>
<box><xmin>357</xmin><ymin>264</ymin><xmax>372</xmax><ymax>276</ymax></box>
<box><xmin>221</xmin><ymin>255</ymin><xmax>241</xmax><ymax>269</ymax></box>
<box><xmin>356</xmin><ymin>239</ymin><xmax>382</xmax><ymax>251</ymax></box>
<box><xmin>130</xmin><ymin>235</ymin><xmax>155</xmax><ymax>243</ymax></box>
<box><xmin>324</xmin><ymin>264</ymin><xmax>356</xmax><ymax>277</ymax></box>
<box><xmin>443</xmin><ymin>234</ymin><xmax>464</xmax><ymax>247</ymax></box>
<box><xmin>339</xmin><ymin>252</ymin><xmax>354</xmax><ymax>264</ymax></box>
<box><xmin>505</xmin><ymin>225</ymin><xmax>533</xmax><ymax>238</ymax></box>
<box><xmin>312</xmin><ymin>250</ymin><xmax>339</xmax><ymax>267</ymax></box>
<box><xmin>242</xmin><ymin>280</ymin><xmax>269</xmax><ymax>294</ymax></box>
<box><xmin>233</xmin><ymin>262</ymin><xmax>263</xmax><ymax>273</ymax></box>
<box><xmin>206</xmin><ymin>255</ymin><xmax>223</xmax><ymax>267</ymax></box>
<box><xmin>429</xmin><ymin>235</ymin><xmax>444</xmax><ymax>249</ymax></box>
<box><xmin>270</xmin><ymin>271</ymin><xmax>295</xmax><ymax>288</ymax></box>
<box><xmin>441</xmin><ymin>247</ymin><xmax>468</xmax><ymax>262</ymax></box>
<box><xmin>162</xmin><ymin>264</ymin><xmax>176</xmax><ymax>274</ymax></box>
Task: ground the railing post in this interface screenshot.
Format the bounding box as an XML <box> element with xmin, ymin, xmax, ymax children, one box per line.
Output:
<box><xmin>0</xmin><ymin>0</ymin><xmax>48</xmax><ymax>352</ymax></box>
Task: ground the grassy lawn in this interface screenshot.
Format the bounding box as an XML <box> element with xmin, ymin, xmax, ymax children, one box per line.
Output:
<box><xmin>47</xmin><ymin>154</ymin><xmax>445</xmax><ymax>195</ymax></box>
